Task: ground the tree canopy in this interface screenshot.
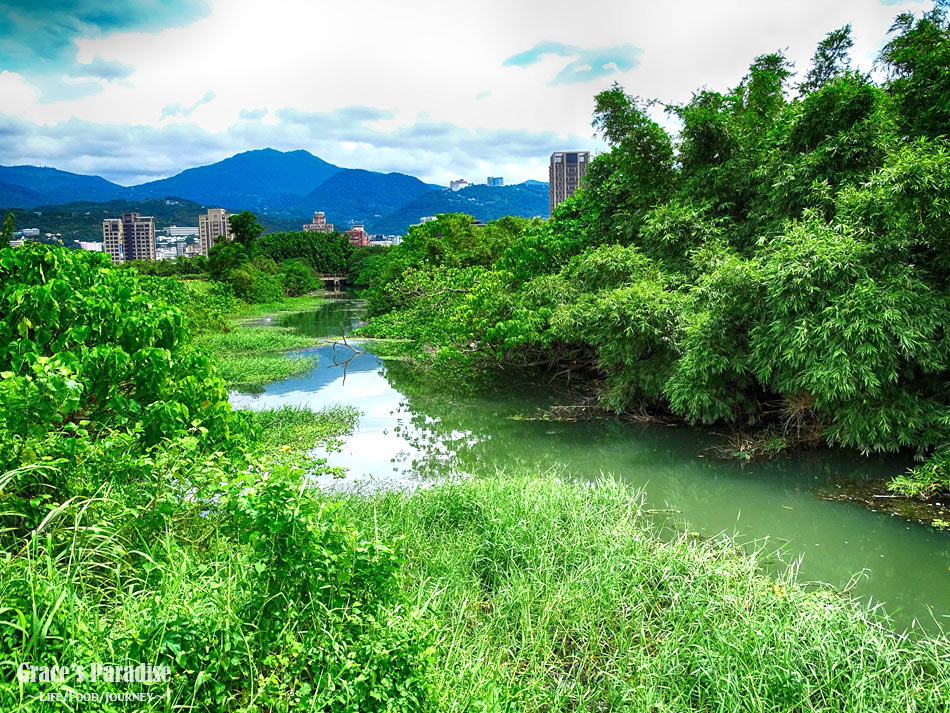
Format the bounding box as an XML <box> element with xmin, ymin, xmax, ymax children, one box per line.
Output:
<box><xmin>361</xmin><ymin>10</ymin><xmax>950</xmax><ymax>498</ymax></box>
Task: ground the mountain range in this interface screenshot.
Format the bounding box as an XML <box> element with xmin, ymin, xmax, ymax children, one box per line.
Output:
<box><xmin>0</xmin><ymin>149</ymin><xmax>549</xmax><ymax>236</ymax></box>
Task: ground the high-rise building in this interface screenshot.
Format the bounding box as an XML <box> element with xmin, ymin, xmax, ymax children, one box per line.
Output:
<box><xmin>548</xmin><ymin>151</ymin><xmax>589</xmax><ymax>213</ymax></box>
<box><xmin>198</xmin><ymin>208</ymin><xmax>232</xmax><ymax>256</ymax></box>
<box><xmin>345</xmin><ymin>225</ymin><xmax>369</xmax><ymax>248</ymax></box>
<box><xmin>102</xmin><ymin>212</ymin><xmax>155</xmax><ymax>263</ymax></box>
<box><xmin>303</xmin><ymin>211</ymin><xmax>334</xmax><ymax>233</ymax></box>
<box><xmin>487</xmin><ymin>176</ymin><xmax>504</xmax><ymax>186</ymax></box>
<box><xmin>102</xmin><ymin>218</ymin><xmax>124</xmax><ymax>263</ymax></box>
<box><xmin>123</xmin><ymin>212</ymin><xmax>156</xmax><ymax>262</ymax></box>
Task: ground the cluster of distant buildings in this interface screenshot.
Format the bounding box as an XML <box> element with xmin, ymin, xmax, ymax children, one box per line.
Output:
<box><xmin>448</xmin><ymin>176</ymin><xmax>504</xmax><ymax>192</ymax></box>
<box><xmin>302</xmin><ymin>211</ymin><xmax>401</xmax><ymax>247</ymax></box>
<box><xmin>7</xmin><ymin>227</ymin><xmax>41</xmax><ymax>248</ymax></box>
<box><xmin>100</xmin><ymin>208</ymin><xmax>233</xmax><ymax>264</ymax></box>
<box><xmin>446</xmin><ymin>154</ymin><xmax>591</xmax><ymax>216</ymax></box>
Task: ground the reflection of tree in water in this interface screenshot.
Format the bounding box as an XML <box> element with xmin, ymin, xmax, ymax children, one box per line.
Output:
<box><xmin>279</xmin><ymin>297</ymin><xmax>366</xmax><ymax>339</ymax></box>
<box><xmin>379</xmin><ymin>354</ymin><xmax>909</xmax><ymax>492</ymax></box>
<box><xmin>377</xmin><ymin>357</ymin><xmax>556</xmax><ymax>478</ymax></box>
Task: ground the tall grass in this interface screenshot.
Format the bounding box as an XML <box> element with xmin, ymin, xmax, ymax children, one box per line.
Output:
<box><xmin>0</xmin><ymin>407</ymin><xmax>434</xmax><ymax>712</ymax></box>
<box><xmin>336</xmin><ymin>473</ymin><xmax>950</xmax><ymax>711</ymax></box>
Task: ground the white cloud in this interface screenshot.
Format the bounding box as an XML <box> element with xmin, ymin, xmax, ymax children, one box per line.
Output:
<box><xmin>0</xmin><ymin>0</ymin><xmax>936</xmax><ymax>185</ymax></box>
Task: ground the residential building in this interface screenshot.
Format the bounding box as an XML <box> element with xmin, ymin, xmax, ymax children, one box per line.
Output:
<box><xmin>123</xmin><ymin>212</ymin><xmax>155</xmax><ymax>262</ymax></box>
<box><xmin>102</xmin><ymin>212</ymin><xmax>155</xmax><ymax>264</ymax></box>
<box><xmin>102</xmin><ymin>218</ymin><xmax>124</xmax><ymax>263</ymax></box>
<box><xmin>449</xmin><ymin>179</ymin><xmax>471</xmax><ymax>192</ymax></box>
<box><xmin>20</xmin><ymin>228</ymin><xmax>39</xmax><ymax>236</ymax></box>
<box><xmin>487</xmin><ymin>176</ymin><xmax>504</xmax><ymax>186</ymax></box>
<box><xmin>549</xmin><ymin>151</ymin><xmax>589</xmax><ymax>213</ymax></box>
<box><xmin>345</xmin><ymin>225</ymin><xmax>369</xmax><ymax>248</ymax></box>
<box><xmin>77</xmin><ymin>241</ymin><xmax>103</xmax><ymax>252</ymax></box>
<box><xmin>8</xmin><ymin>238</ymin><xmax>24</xmax><ymax>248</ymax></box>
<box><xmin>419</xmin><ymin>216</ymin><xmax>437</xmax><ymax>224</ymax></box>
<box><xmin>198</xmin><ymin>208</ymin><xmax>232</xmax><ymax>256</ymax></box>
<box><xmin>303</xmin><ymin>211</ymin><xmax>334</xmax><ymax>233</ymax></box>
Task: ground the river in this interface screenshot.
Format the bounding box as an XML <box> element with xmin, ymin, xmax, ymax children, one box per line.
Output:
<box><xmin>230</xmin><ymin>294</ymin><xmax>950</xmax><ymax>634</ymax></box>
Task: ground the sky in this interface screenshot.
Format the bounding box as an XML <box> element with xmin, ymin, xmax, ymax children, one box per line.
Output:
<box><xmin>0</xmin><ymin>0</ymin><xmax>936</xmax><ymax>187</ymax></box>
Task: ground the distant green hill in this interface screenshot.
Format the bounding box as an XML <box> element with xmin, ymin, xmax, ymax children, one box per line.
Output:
<box><xmin>369</xmin><ymin>183</ymin><xmax>549</xmax><ymax>234</ymax></box>
<box><xmin>128</xmin><ymin>148</ymin><xmax>342</xmax><ymax>211</ymax></box>
<box><xmin>2</xmin><ymin>198</ymin><xmax>301</xmax><ymax>247</ymax></box>
<box><xmin>292</xmin><ymin>169</ymin><xmax>439</xmax><ymax>227</ymax></box>
<box><xmin>0</xmin><ymin>165</ymin><xmax>128</xmax><ymax>207</ymax></box>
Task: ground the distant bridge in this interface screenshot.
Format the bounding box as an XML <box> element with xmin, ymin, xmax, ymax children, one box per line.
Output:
<box><xmin>319</xmin><ymin>272</ymin><xmax>349</xmax><ymax>291</ymax></box>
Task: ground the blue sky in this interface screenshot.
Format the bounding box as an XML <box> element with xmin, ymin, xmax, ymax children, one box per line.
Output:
<box><xmin>0</xmin><ymin>0</ymin><xmax>935</xmax><ymax>185</ymax></box>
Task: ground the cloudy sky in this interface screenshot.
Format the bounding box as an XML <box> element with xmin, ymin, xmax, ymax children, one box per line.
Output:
<box><xmin>0</xmin><ymin>0</ymin><xmax>934</xmax><ymax>186</ymax></box>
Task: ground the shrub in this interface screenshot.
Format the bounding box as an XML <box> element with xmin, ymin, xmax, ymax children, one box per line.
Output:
<box><xmin>231</xmin><ymin>264</ymin><xmax>283</xmax><ymax>303</ymax></box>
<box><xmin>280</xmin><ymin>258</ymin><xmax>317</xmax><ymax>296</ymax></box>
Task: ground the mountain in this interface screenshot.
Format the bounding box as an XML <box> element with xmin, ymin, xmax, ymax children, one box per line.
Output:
<box><xmin>369</xmin><ymin>182</ymin><xmax>549</xmax><ymax>234</ymax></box>
<box><xmin>295</xmin><ymin>169</ymin><xmax>439</xmax><ymax>226</ymax></box>
<box><xmin>129</xmin><ymin>149</ymin><xmax>342</xmax><ymax>211</ymax></box>
<box><xmin>0</xmin><ymin>150</ymin><xmax>549</xmax><ymax>237</ymax></box>
<box><xmin>0</xmin><ymin>180</ymin><xmax>47</xmax><ymax>208</ymax></box>
<box><xmin>0</xmin><ymin>165</ymin><xmax>128</xmax><ymax>207</ymax></box>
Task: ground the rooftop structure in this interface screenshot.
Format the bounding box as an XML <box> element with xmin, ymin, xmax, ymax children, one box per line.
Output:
<box><xmin>303</xmin><ymin>211</ymin><xmax>334</xmax><ymax>233</ymax></box>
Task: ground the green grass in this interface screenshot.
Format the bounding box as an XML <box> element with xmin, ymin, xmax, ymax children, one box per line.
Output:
<box><xmin>1</xmin><ymin>406</ymin><xmax>378</xmax><ymax>713</ymax></box>
<box><xmin>228</xmin><ymin>295</ymin><xmax>329</xmax><ymax>321</ymax></box>
<box><xmin>196</xmin><ymin>326</ymin><xmax>321</xmax><ymax>390</ymax></box>
<box><xmin>254</xmin><ymin>405</ymin><xmax>358</xmax><ymax>466</ymax></box>
<box><xmin>334</xmin><ymin>473</ymin><xmax>950</xmax><ymax>711</ymax></box>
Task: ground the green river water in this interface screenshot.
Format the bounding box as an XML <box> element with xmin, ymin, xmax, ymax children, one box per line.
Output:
<box><xmin>230</xmin><ymin>295</ymin><xmax>950</xmax><ymax>634</ymax></box>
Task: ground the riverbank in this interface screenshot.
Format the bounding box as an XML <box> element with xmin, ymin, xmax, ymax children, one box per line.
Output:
<box><xmin>334</xmin><ymin>472</ymin><xmax>949</xmax><ymax>710</ymax></box>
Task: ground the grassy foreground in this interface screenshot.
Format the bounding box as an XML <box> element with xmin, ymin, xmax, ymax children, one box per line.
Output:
<box><xmin>338</xmin><ymin>474</ymin><xmax>950</xmax><ymax>711</ymax></box>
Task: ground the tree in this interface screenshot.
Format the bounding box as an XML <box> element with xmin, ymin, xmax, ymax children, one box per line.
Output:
<box><xmin>207</xmin><ymin>240</ymin><xmax>249</xmax><ymax>281</ymax></box>
<box><xmin>880</xmin><ymin>5</ymin><xmax>950</xmax><ymax>138</ymax></box>
<box><xmin>358</xmin><ymin>18</ymin><xmax>950</xmax><ymax>499</ymax></box>
<box><xmin>1</xmin><ymin>213</ymin><xmax>14</xmax><ymax>243</ymax></box>
<box><xmin>800</xmin><ymin>25</ymin><xmax>854</xmax><ymax>94</ymax></box>
<box><xmin>228</xmin><ymin>210</ymin><xmax>263</xmax><ymax>248</ymax></box>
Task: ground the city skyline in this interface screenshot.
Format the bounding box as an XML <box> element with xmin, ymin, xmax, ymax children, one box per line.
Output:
<box><xmin>0</xmin><ymin>0</ymin><xmax>934</xmax><ymax>187</ymax></box>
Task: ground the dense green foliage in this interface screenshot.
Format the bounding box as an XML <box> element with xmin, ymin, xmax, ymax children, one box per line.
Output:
<box><xmin>201</xmin><ymin>218</ymin><xmax>352</xmax><ymax>302</ymax></box>
<box><xmin>2</xmin><ymin>211</ymin><xmax>948</xmax><ymax>712</ymax></box>
<box><xmin>229</xmin><ymin>210</ymin><xmax>264</xmax><ymax>248</ymax></box>
<box><xmin>255</xmin><ymin>229</ymin><xmax>353</xmax><ymax>272</ymax></box>
<box><xmin>0</xmin><ymin>245</ymin><xmax>430</xmax><ymax>711</ymax></box>
<box><xmin>363</xmin><ymin>13</ymin><xmax>950</xmax><ymax>497</ymax></box>
<box><xmin>128</xmin><ymin>255</ymin><xmax>208</xmax><ymax>276</ymax></box>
